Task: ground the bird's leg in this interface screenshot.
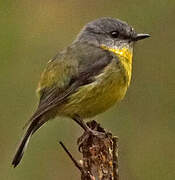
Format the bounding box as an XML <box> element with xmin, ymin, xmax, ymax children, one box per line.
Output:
<box><xmin>72</xmin><ymin>114</ymin><xmax>105</xmax><ymax>135</ymax></box>
<box><xmin>72</xmin><ymin>115</ymin><xmax>106</xmax><ymax>150</ymax></box>
<box><xmin>72</xmin><ymin>114</ymin><xmax>90</xmax><ymax>132</ymax></box>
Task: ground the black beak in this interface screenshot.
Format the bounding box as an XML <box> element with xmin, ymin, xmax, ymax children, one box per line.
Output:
<box><xmin>134</xmin><ymin>33</ymin><xmax>150</xmax><ymax>41</ymax></box>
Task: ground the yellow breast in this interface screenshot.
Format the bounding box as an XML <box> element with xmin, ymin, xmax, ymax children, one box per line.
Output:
<box><xmin>101</xmin><ymin>45</ymin><xmax>133</xmax><ymax>86</ymax></box>
<box><xmin>58</xmin><ymin>47</ymin><xmax>133</xmax><ymax>118</ymax></box>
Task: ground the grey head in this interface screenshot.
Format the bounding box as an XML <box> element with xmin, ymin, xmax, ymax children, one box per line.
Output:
<box><xmin>75</xmin><ymin>17</ymin><xmax>150</xmax><ymax>49</ymax></box>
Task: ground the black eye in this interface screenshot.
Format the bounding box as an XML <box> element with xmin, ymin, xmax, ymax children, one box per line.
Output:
<box><xmin>110</xmin><ymin>31</ymin><xmax>119</xmax><ymax>38</ymax></box>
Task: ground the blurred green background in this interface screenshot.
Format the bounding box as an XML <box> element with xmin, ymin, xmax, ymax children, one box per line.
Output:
<box><xmin>0</xmin><ymin>0</ymin><xmax>175</xmax><ymax>179</ymax></box>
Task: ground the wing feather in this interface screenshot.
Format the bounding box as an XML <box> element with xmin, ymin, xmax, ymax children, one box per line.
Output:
<box><xmin>28</xmin><ymin>43</ymin><xmax>115</xmax><ymax>124</ymax></box>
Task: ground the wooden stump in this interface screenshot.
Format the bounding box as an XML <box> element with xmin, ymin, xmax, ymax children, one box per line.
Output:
<box><xmin>60</xmin><ymin>120</ymin><xmax>119</xmax><ymax>180</ymax></box>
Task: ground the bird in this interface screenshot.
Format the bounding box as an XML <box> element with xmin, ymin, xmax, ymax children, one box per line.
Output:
<box><xmin>12</xmin><ymin>17</ymin><xmax>150</xmax><ymax>167</ymax></box>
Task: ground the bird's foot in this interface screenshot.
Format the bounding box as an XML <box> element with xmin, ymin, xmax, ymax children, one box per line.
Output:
<box><xmin>77</xmin><ymin>128</ymin><xmax>106</xmax><ymax>151</ymax></box>
<box><xmin>72</xmin><ymin>116</ymin><xmax>106</xmax><ymax>152</ymax></box>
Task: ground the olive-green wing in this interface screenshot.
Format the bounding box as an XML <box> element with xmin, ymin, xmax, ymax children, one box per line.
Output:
<box><xmin>30</xmin><ymin>43</ymin><xmax>115</xmax><ymax>123</ymax></box>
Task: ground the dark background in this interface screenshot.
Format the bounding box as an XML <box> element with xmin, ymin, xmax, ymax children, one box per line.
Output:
<box><xmin>0</xmin><ymin>0</ymin><xmax>175</xmax><ymax>180</ymax></box>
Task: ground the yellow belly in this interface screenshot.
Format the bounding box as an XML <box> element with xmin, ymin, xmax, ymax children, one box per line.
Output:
<box><xmin>58</xmin><ymin>59</ymin><xmax>131</xmax><ymax>118</ymax></box>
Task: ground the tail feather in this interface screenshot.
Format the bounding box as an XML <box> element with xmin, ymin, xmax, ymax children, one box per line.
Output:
<box><xmin>12</xmin><ymin>120</ymin><xmax>38</xmax><ymax>168</ymax></box>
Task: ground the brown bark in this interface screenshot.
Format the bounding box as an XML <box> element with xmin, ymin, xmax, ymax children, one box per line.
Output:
<box><xmin>60</xmin><ymin>120</ymin><xmax>119</xmax><ymax>180</ymax></box>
